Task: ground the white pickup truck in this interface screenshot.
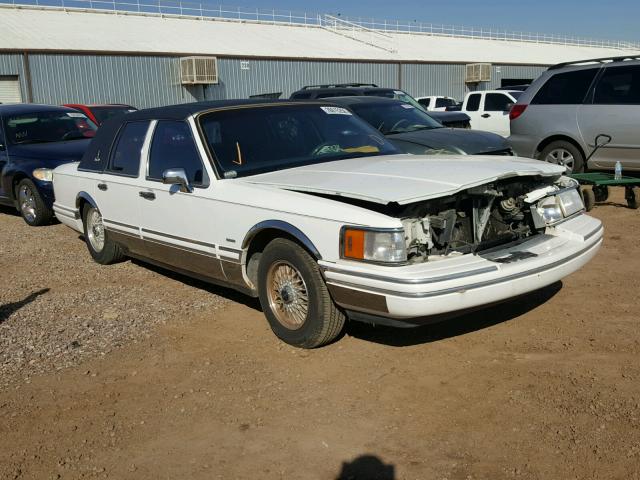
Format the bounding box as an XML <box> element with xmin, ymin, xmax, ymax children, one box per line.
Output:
<box><xmin>461</xmin><ymin>90</ymin><xmax>522</xmax><ymax>137</ymax></box>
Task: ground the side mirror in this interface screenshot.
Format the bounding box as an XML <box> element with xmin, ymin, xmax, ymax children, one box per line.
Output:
<box><xmin>504</xmin><ymin>103</ymin><xmax>514</xmax><ymax>113</ymax></box>
<box><xmin>162</xmin><ymin>168</ymin><xmax>192</xmax><ymax>193</ymax></box>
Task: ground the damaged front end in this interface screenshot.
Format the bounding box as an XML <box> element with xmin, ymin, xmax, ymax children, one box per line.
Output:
<box><xmin>398</xmin><ymin>176</ymin><xmax>583</xmax><ymax>263</ymax></box>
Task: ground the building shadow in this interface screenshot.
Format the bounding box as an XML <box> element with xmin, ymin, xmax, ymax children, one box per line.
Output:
<box><xmin>345</xmin><ymin>281</ymin><xmax>562</xmax><ymax>347</ymax></box>
<box><xmin>0</xmin><ymin>288</ymin><xmax>50</xmax><ymax>324</ymax></box>
<box><xmin>336</xmin><ymin>454</ymin><xmax>395</xmax><ymax>480</ymax></box>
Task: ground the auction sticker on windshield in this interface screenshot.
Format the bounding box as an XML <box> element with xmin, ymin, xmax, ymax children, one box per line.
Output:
<box><xmin>400</xmin><ymin>104</ymin><xmax>414</xmax><ymax>109</ymax></box>
<box><xmin>320</xmin><ymin>106</ymin><xmax>352</xmax><ymax>115</ymax></box>
<box><xmin>66</xmin><ymin>112</ymin><xmax>86</xmax><ymax>118</ymax></box>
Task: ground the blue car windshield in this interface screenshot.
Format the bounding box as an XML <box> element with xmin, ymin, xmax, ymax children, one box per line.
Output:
<box><xmin>4</xmin><ymin>110</ymin><xmax>97</xmax><ymax>145</ymax></box>
<box><xmin>349</xmin><ymin>102</ymin><xmax>443</xmax><ymax>135</ymax></box>
<box><xmin>199</xmin><ymin>104</ymin><xmax>398</xmax><ymax>178</ymax></box>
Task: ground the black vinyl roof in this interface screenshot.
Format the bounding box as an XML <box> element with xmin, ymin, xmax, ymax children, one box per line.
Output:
<box><xmin>78</xmin><ymin>99</ymin><xmax>340</xmax><ymax>173</ymax></box>
<box><xmin>124</xmin><ymin>99</ymin><xmax>308</xmax><ymax>121</ymax></box>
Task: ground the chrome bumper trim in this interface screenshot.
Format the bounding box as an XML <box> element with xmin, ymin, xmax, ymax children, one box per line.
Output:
<box><xmin>326</xmin><ymin>238</ymin><xmax>602</xmax><ymax>299</ymax></box>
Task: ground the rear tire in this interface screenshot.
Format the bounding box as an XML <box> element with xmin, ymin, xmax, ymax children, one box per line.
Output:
<box><xmin>82</xmin><ymin>204</ymin><xmax>125</xmax><ymax>264</ymax></box>
<box><xmin>16</xmin><ymin>179</ymin><xmax>53</xmax><ymax>227</ymax></box>
<box><xmin>593</xmin><ymin>185</ymin><xmax>609</xmax><ymax>203</ymax></box>
<box><xmin>257</xmin><ymin>238</ymin><xmax>345</xmax><ymax>348</ymax></box>
<box><xmin>626</xmin><ymin>187</ymin><xmax>640</xmax><ymax>210</ymax></box>
<box><xmin>539</xmin><ymin>140</ymin><xmax>585</xmax><ymax>174</ymax></box>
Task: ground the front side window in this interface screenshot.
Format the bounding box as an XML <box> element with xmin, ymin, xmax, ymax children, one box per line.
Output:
<box><xmin>532</xmin><ymin>68</ymin><xmax>599</xmax><ymax>105</ymax></box>
<box><xmin>4</xmin><ymin>110</ymin><xmax>97</xmax><ymax>145</ymax></box>
<box><xmin>349</xmin><ymin>102</ymin><xmax>443</xmax><ymax>134</ymax></box>
<box><xmin>484</xmin><ymin>93</ymin><xmax>512</xmax><ymax>111</ymax></box>
<box><xmin>148</xmin><ymin>121</ymin><xmax>207</xmax><ymax>185</ymax></box>
<box><xmin>466</xmin><ymin>94</ymin><xmax>481</xmax><ymax>111</ymax></box>
<box><xmin>199</xmin><ymin>104</ymin><xmax>398</xmax><ymax>178</ymax></box>
<box><xmin>594</xmin><ymin>65</ymin><xmax>640</xmax><ymax>105</ymax></box>
<box><xmin>107</xmin><ymin>121</ymin><xmax>150</xmax><ymax>176</ymax></box>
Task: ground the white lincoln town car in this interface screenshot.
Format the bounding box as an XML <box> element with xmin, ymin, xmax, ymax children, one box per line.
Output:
<box><xmin>52</xmin><ymin>100</ymin><xmax>603</xmax><ymax>348</ymax></box>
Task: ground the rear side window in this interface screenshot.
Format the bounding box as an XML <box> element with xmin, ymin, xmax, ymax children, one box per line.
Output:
<box><xmin>531</xmin><ymin>68</ymin><xmax>598</xmax><ymax>104</ymax></box>
<box><xmin>466</xmin><ymin>93</ymin><xmax>481</xmax><ymax>111</ymax></box>
<box><xmin>594</xmin><ymin>65</ymin><xmax>640</xmax><ymax>105</ymax></box>
<box><xmin>148</xmin><ymin>121</ymin><xmax>206</xmax><ymax>185</ymax></box>
<box><xmin>484</xmin><ymin>93</ymin><xmax>512</xmax><ymax>111</ymax></box>
<box><xmin>418</xmin><ymin>98</ymin><xmax>431</xmax><ymax>107</ymax></box>
<box><xmin>435</xmin><ymin>98</ymin><xmax>455</xmax><ymax>108</ymax></box>
<box><xmin>107</xmin><ymin>121</ymin><xmax>149</xmax><ymax>176</ymax></box>
<box><xmin>290</xmin><ymin>92</ymin><xmax>312</xmax><ymax>99</ymax></box>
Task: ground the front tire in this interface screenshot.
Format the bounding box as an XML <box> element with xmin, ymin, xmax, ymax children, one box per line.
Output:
<box><xmin>257</xmin><ymin>238</ymin><xmax>345</xmax><ymax>348</ymax></box>
<box><xmin>82</xmin><ymin>204</ymin><xmax>125</xmax><ymax>264</ymax></box>
<box><xmin>539</xmin><ymin>140</ymin><xmax>585</xmax><ymax>174</ymax></box>
<box><xmin>16</xmin><ymin>179</ymin><xmax>53</xmax><ymax>226</ymax></box>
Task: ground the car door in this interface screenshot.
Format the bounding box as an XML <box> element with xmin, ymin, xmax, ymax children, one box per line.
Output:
<box><xmin>95</xmin><ymin>120</ymin><xmax>151</xmax><ymax>256</ymax></box>
<box><xmin>577</xmin><ymin>63</ymin><xmax>640</xmax><ymax>171</ymax></box>
<box><xmin>478</xmin><ymin>93</ymin><xmax>514</xmax><ymax>137</ymax></box>
<box><xmin>463</xmin><ymin>92</ymin><xmax>483</xmax><ymax>130</ymax></box>
<box><xmin>137</xmin><ymin>119</ymin><xmax>227</xmax><ymax>282</ymax></box>
<box><xmin>0</xmin><ymin>116</ymin><xmax>9</xmax><ymax>200</ymax></box>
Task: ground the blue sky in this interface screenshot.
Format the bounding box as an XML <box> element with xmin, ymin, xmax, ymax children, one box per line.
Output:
<box><xmin>239</xmin><ymin>0</ymin><xmax>640</xmax><ymax>42</ymax></box>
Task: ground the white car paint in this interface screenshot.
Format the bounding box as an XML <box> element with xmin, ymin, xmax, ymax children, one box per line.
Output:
<box><xmin>416</xmin><ymin>96</ymin><xmax>458</xmax><ymax>112</ymax></box>
<box><xmin>52</xmin><ymin>112</ymin><xmax>603</xmax><ymax>326</ymax></box>
<box><xmin>461</xmin><ymin>90</ymin><xmax>520</xmax><ymax>137</ymax></box>
<box><xmin>243</xmin><ymin>154</ymin><xmax>563</xmax><ymax>205</ymax></box>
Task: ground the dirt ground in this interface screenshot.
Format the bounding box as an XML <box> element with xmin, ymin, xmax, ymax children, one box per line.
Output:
<box><xmin>1</xmin><ymin>188</ymin><xmax>639</xmax><ymax>480</ymax></box>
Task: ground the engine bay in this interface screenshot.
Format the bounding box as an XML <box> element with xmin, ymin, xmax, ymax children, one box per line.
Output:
<box><xmin>397</xmin><ymin>176</ymin><xmax>578</xmax><ymax>262</ymax></box>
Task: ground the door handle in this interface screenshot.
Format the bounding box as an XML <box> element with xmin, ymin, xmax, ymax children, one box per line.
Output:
<box><xmin>481</xmin><ymin>113</ymin><xmax>491</xmax><ymax>118</ymax></box>
<box><xmin>139</xmin><ymin>191</ymin><xmax>156</xmax><ymax>200</ymax></box>
<box><xmin>97</xmin><ymin>183</ymin><xmax>108</xmax><ymax>191</ymax></box>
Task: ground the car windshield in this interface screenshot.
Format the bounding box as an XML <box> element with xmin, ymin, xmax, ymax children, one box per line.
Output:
<box><xmin>199</xmin><ymin>104</ymin><xmax>398</xmax><ymax>178</ymax></box>
<box><xmin>349</xmin><ymin>102</ymin><xmax>443</xmax><ymax>135</ymax></box>
<box><xmin>364</xmin><ymin>89</ymin><xmax>431</xmax><ymax>113</ymax></box>
<box><xmin>4</xmin><ymin>110</ymin><xmax>97</xmax><ymax>145</ymax></box>
<box><xmin>509</xmin><ymin>91</ymin><xmax>523</xmax><ymax>100</ymax></box>
<box><xmin>90</xmin><ymin>106</ymin><xmax>137</xmax><ymax>125</ymax></box>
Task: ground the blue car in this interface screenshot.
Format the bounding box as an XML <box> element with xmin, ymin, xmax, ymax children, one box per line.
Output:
<box><xmin>0</xmin><ymin>104</ymin><xmax>97</xmax><ymax>226</ymax></box>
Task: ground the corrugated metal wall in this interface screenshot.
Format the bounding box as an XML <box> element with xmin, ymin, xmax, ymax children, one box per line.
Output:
<box><xmin>401</xmin><ymin>64</ymin><xmax>467</xmax><ymax>99</ymax></box>
<box><xmin>27</xmin><ymin>54</ymin><xmax>199</xmax><ymax>108</ymax></box>
<box><xmin>203</xmin><ymin>58</ymin><xmax>399</xmax><ymax>101</ymax></box>
<box><xmin>0</xmin><ymin>53</ymin><xmax>28</xmax><ymax>101</ymax></box>
<box><xmin>0</xmin><ymin>52</ymin><xmax>549</xmax><ymax>107</ymax></box>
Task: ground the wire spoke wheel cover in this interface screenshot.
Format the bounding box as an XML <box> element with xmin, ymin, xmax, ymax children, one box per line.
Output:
<box><xmin>18</xmin><ymin>185</ymin><xmax>37</xmax><ymax>223</ymax></box>
<box><xmin>546</xmin><ymin>148</ymin><xmax>575</xmax><ymax>173</ymax></box>
<box><xmin>86</xmin><ymin>208</ymin><xmax>105</xmax><ymax>253</ymax></box>
<box><xmin>266</xmin><ymin>260</ymin><xmax>309</xmax><ymax>330</ymax></box>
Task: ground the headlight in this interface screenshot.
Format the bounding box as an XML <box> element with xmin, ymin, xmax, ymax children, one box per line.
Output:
<box><xmin>341</xmin><ymin>227</ymin><xmax>407</xmax><ymax>264</ymax></box>
<box><xmin>33</xmin><ymin>168</ymin><xmax>53</xmax><ymax>182</ymax></box>
<box><xmin>534</xmin><ymin>189</ymin><xmax>585</xmax><ymax>227</ymax></box>
<box><xmin>557</xmin><ymin>188</ymin><xmax>584</xmax><ymax>217</ymax></box>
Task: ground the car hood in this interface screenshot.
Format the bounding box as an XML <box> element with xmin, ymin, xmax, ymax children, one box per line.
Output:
<box><xmin>8</xmin><ymin>139</ymin><xmax>92</xmax><ymax>163</ymax></box>
<box><xmin>241</xmin><ymin>154</ymin><xmax>565</xmax><ymax>205</ymax></box>
<box><xmin>388</xmin><ymin>128</ymin><xmax>509</xmax><ymax>154</ymax></box>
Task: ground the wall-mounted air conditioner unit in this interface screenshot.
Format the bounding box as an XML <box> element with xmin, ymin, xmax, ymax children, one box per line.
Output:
<box><xmin>180</xmin><ymin>56</ymin><xmax>218</xmax><ymax>85</ymax></box>
<box><xmin>465</xmin><ymin>63</ymin><xmax>491</xmax><ymax>83</ymax></box>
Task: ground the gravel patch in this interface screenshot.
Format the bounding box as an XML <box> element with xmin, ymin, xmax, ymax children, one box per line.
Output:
<box><xmin>0</xmin><ymin>209</ymin><xmax>229</xmax><ymax>387</ymax></box>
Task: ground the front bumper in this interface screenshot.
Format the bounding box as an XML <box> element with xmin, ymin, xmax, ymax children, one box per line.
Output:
<box><xmin>322</xmin><ymin>214</ymin><xmax>602</xmax><ymax>325</ymax></box>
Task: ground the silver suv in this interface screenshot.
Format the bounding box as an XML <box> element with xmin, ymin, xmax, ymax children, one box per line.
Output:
<box><xmin>509</xmin><ymin>55</ymin><xmax>640</xmax><ymax>173</ymax></box>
